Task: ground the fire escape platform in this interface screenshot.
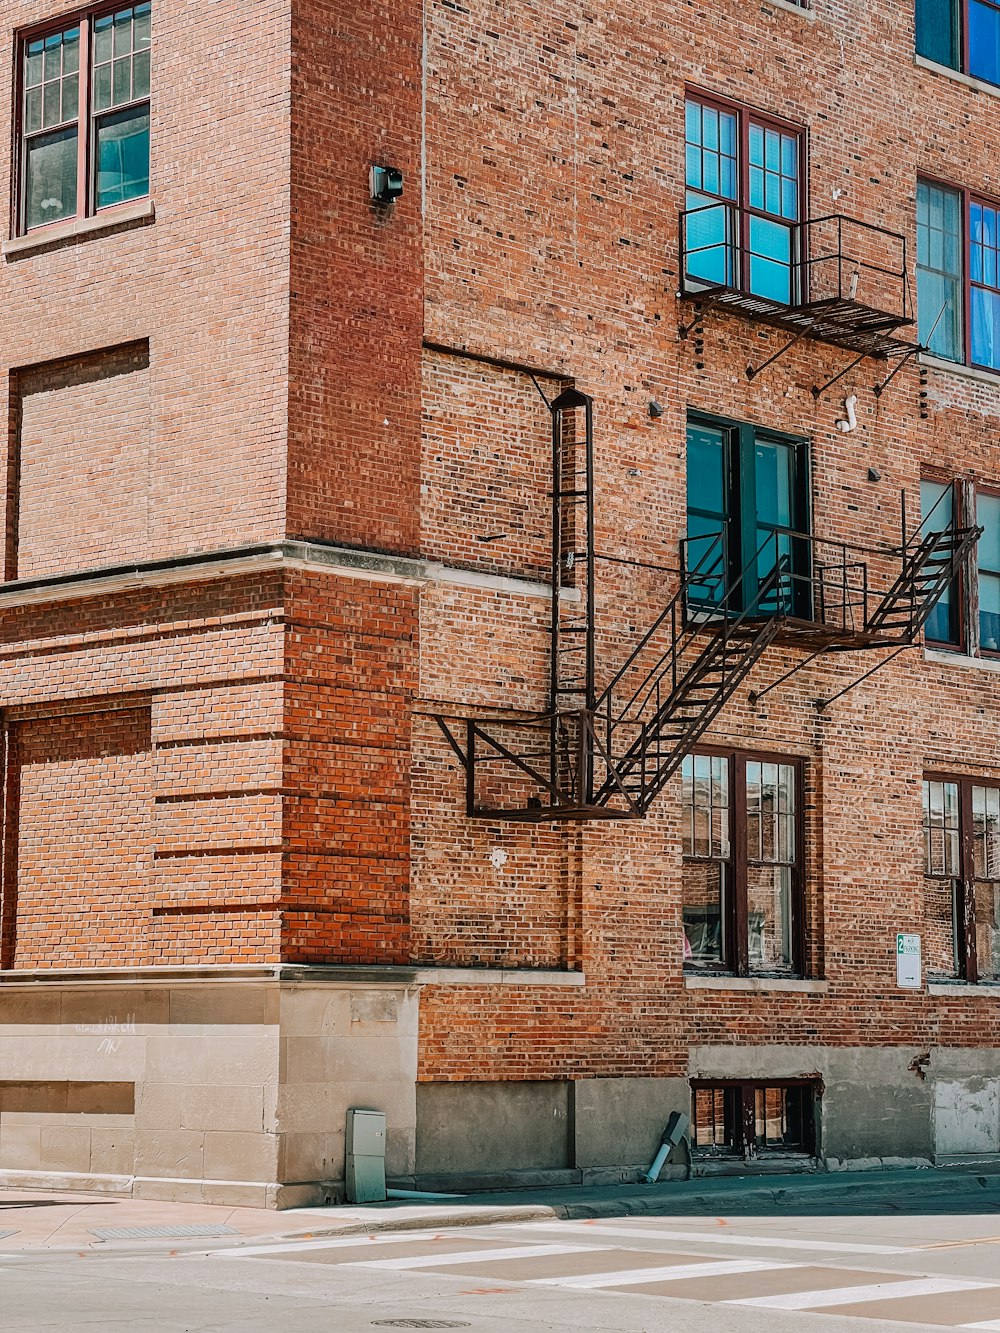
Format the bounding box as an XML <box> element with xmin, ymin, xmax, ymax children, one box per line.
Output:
<box><xmin>724</xmin><ymin>614</ymin><xmax>910</xmax><ymax>652</ymax></box>
<box><xmin>684</xmin><ymin>285</ymin><xmax>917</xmax><ymax>359</ymax></box>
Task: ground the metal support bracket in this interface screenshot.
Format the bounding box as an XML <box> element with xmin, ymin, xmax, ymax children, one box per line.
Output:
<box><xmin>748</xmin><ymin>645</ymin><xmax>829</xmax><ymax>707</ymax></box>
<box><xmin>746</xmin><ymin>332</ymin><xmax>804</xmax><ymax>381</ymax></box>
<box><xmin>815</xmin><ymin>645</ymin><xmax>909</xmax><ymax>711</ymax></box>
<box><xmin>811</xmin><ymin>350</ymin><xmax>868</xmax><ymax>400</ymax></box>
<box><xmin>678</xmin><ymin>302</ymin><xmax>704</xmax><ymax>340</ymax></box>
<box><xmin>872</xmin><ymin>344</ymin><xmax>923</xmax><ymax>399</ymax></box>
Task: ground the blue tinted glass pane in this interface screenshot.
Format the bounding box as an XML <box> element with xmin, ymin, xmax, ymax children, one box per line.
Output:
<box><xmin>749</xmin><ymin>165</ymin><xmax>764</xmax><ymax>211</ymax></box>
<box><xmin>765</xmin><ymin>173</ymin><xmax>780</xmax><ymax>215</ymax></box>
<box><xmin>684</xmin><ymin>193</ymin><xmax>735</xmax><ymax>287</ymax></box>
<box><xmin>781</xmin><ymin>135</ymin><xmax>797</xmax><ymax>178</ymax></box>
<box><xmin>917</xmin><ymin>181</ymin><xmax>964</xmax><ymax>358</ymax></box>
<box><xmin>685</xmin><ymin>99</ymin><xmax>701</xmax><ymax>144</ymax></box>
<box><xmin>916</xmin><ymin>0</ymin><xmax>959</xmax><ymax>66</ymax></box>
<box><xmin>781</xmin><ymin>179</ymin><xmax>797</xmax><ymax>220</ymax></box>
<box><xmin>764</xmin><ymin>129</ymin><xmax>780</xmax><ymax>172</ymax></box>
<box><xmin>754</xmin><ymin>440</ymin><xmax>793</xmax><ymax>529</ymax></box>
<box><xmin>978</xmin><ymin>493</ymin><xmax>1000</xmax><ymax>571</ymax></box>
<box><xmin>749</xmin><ymin>216</ymin><xmax>792</xmax><ymax>303</ymax></box>
<box><xmin>970</xmin><ymin>0</ymin><xmax>1000</xmax><ymax>85</ymax></box>
<box><xmin>923</xmin><ymin>476</ymin><xmax>957</xmax><ymax>643</ymax></box>
<box><xmin>703</xmin><ymin>108</ymin><xmax>719</xmax><ymax>151</ymax></box>
<box><xmin>685</xmin><ymin>144</ymin><xmax>701</xmax><ymax>189</ymax></box>
<box><xmin>687</xmin><ymin>425</ymin><xmax>726</xmax><ymax>521</ymax></box>
<box><xmin>972</xmin><ymin>286</ymin><xmax>1000</xmax><ymax>368</ymax></box>
<box><xmin>720</xmin><ymin>157</ymin><xmax>736</xmax><ymax>199</ymax></box>
<box><xmin>981</xmin><ymin>572</ymin><xmax>1000</xmax><ymax>651</ymax></box>
<box><xmin>703</xmin><ymin>153</ymin><xmax>719</xmax><ymax>195</ymax></box>
<box><xmin>719</xmin><ymin>111</ymin><xmax>736</xmax><ymax>156</ymax></box>
<box><xmin>95</xmin><ymin>106</ymin><xmax>149</xmax><ymax>209</ymax></box>
<box><xmin>749</xmin><ymin>123</ymin><xmax>764</xmax><ymax>167</ymax></box>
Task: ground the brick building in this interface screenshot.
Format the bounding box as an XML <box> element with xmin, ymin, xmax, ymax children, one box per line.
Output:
<box><xmin>0</xmin><ymin>0</ymin><xmax>998</xmax><ymax>1206</ymax></box>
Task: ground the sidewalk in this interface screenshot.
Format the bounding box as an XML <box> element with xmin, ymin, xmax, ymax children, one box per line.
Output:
<box><xmin>1</xmin><ymin>1163</ymin><xmax>998</xmax><ymax>1253</ymax></box>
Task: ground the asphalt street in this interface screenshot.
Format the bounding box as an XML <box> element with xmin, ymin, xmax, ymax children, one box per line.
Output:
<box><xmin>4</xmin><ymin>1202</ymin><xmax>1000</xmax><ymax>1331</ymax></box>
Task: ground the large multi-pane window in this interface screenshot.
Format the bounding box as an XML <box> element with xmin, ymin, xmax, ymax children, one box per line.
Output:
<box><xmin>683</xmin><ymin>94</ymin><xmax>803</xmax><ymax>306</ymax></box>
<box><xmin>923</xmin><ymin>776</ymin><xmax>1000</xmax><ymax>982</ymax></box>
<box><xmin>19</xmin><ymin>4</ymin><xmax>151</xmax><ymax>234</ymax></box>
<box><xmin>686</xmin><ymin>414</ymin><xmax>810</xmax><ymax>616</ymax></box>
<box><xmin>681</xmin><ymin>749</ymin><xmax>804</xmax><ymax>976</ymax></box>
<box><xmin>921</xmin><ymin>477</ymin><xmax>1000</xmax><ymax>655</ymax></box>
<box><xmin>917</xmin><ymin>179</ymin><xmax>1000</xmax><ymax>372</ymax></box>
<box><xmin>917</xmin><ymin>0</ymin><xmax>1000</xmax><ymax>87</ymax></box>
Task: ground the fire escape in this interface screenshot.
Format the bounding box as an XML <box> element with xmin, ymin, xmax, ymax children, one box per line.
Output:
<box><xmin>432</xmin><ymin>212</ymin><xmax>982</xmax><ymax>821</ymax></box>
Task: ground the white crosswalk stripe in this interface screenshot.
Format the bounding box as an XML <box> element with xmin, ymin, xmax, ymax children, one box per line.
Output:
<box><xmin>726</xmin><ymin>1276</ymin><xmax>998</xmax><ymax>1310</ymax></box>
<box><xmin>348</xmin><ymin>1243</ymin><xmax>611</xmax><ymax>1270</ymax></box>
<box><xmin>960</xmin><ymin>1322</ymin><xmax>1000</xmax><ymax>1330</ymax></box>
<box><xmin>528</xmin><ymin>1257</ymin><xmax>798</xmax><ymax>1289</ymax></box>
<box><xmin>506</xmin><ymin>1220</ymin><xmax>909</xmax><ymax>1255</ymax></box>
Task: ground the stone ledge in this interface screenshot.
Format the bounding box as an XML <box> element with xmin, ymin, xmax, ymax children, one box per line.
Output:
<box><xmin>927</xmin><ymin>981</ymin><xmax>1000</xmax><ymax>997</ymax></box>
<box><xmin>3</xmin><ymin>198</ymin><xmax>154</xmax><ymax>259</ymax></box>
<box><xmin>919</xmin><ymin>352</ymin><xmax>1000</xmax><ymax>387</ymax></box>
<box><xmin>684</xmin><ymin>975</ymin><xmax>828</xmax><ymax>993</ymax></box>
<box><xmin>0</xmin><ymin>963</ymin><xmax>585</xmax><ymax>990</ymax></box>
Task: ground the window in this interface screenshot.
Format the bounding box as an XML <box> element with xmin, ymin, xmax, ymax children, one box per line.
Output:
<box><xmin>684</xmin><ymin>94</ymin><xmax>803</xmax><ymax>306</ymax></box>
<box><xmin>921</xmin><ymin>477</ymin><xmax>999</xmax><ymax>655</ymax></box>
<box><xmin>917</xmin><ymin>0</ymin><xmax>1000</xmax><ymax>86</ymax></box>
<box><xmin>923</xmin><ymin>776</ymin><xmax>1000</xmax><ymax>982</ymax></box>
<box><xmin>686</xmin><ymin>414</ymin><xmax>810</xmax><ymax>616</ymax></box>
<box><xmin>19</xmin><ymin>4</ymin><xmax>151</xmax><ymax>234</ymax></box>
<box><xmin>681</xmin><ymin>749</ymin><xmax>804</xmax><ymax>976</ymax></box>
<box><xmin>917</xmin><ymin>179</ymin><xmax>1000</xmax><ymax>372</ymax></box>
<box><xmin>691</xmin><ymin>1082</ymin><xmax>817</xmax><ymax>1161</ymax></box>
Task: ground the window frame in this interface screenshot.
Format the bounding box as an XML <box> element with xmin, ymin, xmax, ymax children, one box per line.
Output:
<box><xmin>917</xmin><ymin>174</ymin><xmax>1000</xmax><ymax>375</ymax></box>
<box><xmin>690</xmin><ymin>1079</ymin><xmax>819</xmax><ymax>1162</ymax></box>
<box><xmin>923</xmin><ymin>771</ymin><xmax>1000</xmax><ymax>983</ymax></box>
<box><xmin>681</xmin><ymin>745</ymin><xmax>807</xmax><ymax>978</ymax></box>
<box><xmin>686</xmin><ymin>410</ymin><xmax>812</xmax><ymax>618</ymax></box>
<box><xmin>919</xmin><ymin>472</ymin><xmax>1000</xmax><ymax>658</ymax></box>
<box><xmin>14</xmin><ymin>0</ymin><xmax>151</xmax><ymax>238</ymax></box>
<box><xmin>684</xmin><ymin>87</ymin><xmax>808</xmax><ymax>306</ymax></box>
<box><xmin>918</xmin><ymin>0</ymin><xmax>1000</xmax><ymax>87</ymax></box>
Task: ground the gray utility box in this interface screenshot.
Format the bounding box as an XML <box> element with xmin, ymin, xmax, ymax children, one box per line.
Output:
<box><xmin>346</xmin><ymin>1108</ymin><xmax>387</xmax><ymax>1203</ymax></box>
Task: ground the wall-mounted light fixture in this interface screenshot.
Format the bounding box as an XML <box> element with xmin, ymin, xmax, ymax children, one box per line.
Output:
<box><xmin>370</xmin><ymin>164</ymin><xmax>403</xmax><ymax>204</ymax></box>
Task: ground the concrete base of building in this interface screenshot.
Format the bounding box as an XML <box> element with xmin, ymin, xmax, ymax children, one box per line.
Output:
<box><xmin>1</xmin><ymin>969</ymin><xmax>998</xmax><ymax>1207</ymax></box>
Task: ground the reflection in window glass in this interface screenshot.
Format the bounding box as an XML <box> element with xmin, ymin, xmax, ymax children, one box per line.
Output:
<box><xmin>746</xmin><ymin>761</ymin><xmax>795</xmax><ymax>972</ymax></box>
<box><xmin>920</xmin><ymin>480</ymin><xmax>958</xmax><ymax>644</ymax></box>
<box><xmin>917</xmin><ymin>181</ymin><xmax>964</xmax><ymax>363</ymax></box>
<box><xmin>22</xmin><ymin>25</ymin><xmax>80</xmax><ymax>230</ymax></box>
<box><xmin>971</xmin><ymin>202</ymin><xmax>1000</xmax><ymax>370</ymax></box>
<box><xmin>970</xmin><ymin>0</ymin><xmax>1000</xmax><ymax>85</ymax></box>
<box><xmin>923</xmin><ymin>779</ymin><xmax>960</xmax><ymax>876</ymax></box>
<box><xmin>681</xmin><ymin>755</ymin><xmax>729</xmax><ymax>968</ymax></box>
<box><xmin>978</xmin><ymin>493</ymin><xmax>1000</xmax><ymax>651</ymax></box>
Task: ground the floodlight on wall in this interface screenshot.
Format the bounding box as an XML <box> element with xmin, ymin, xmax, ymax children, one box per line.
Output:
<box><xmin>370</xmin><ymin>164</ymin><xmax>404</xmax><ymax>204</ymax></box>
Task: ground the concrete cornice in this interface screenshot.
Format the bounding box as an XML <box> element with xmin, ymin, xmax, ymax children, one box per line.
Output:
<box><xmin>0</xmin><ymin>963</ymin><xmax>586</xmax><ymax>989</ymax></box>
<box><xmin>0</xmin><ymin>540</ymin><xmax>564</xmax><ymax>610</ymax></box>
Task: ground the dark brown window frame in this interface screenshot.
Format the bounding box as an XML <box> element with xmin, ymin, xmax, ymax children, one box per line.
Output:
<box><xmin>923</xmin><ymin>770</ymin><xmax>1000</xmax><ymax>983</ymax></box>
<box><xmin>14</xmin><ymin>0</ymin><xmax>151</xmax><ymax>238</ymax></box>
<box><xmin>684</xmin><ymin>87</ymin><xmax>808</xmax><ymax>304</ymax></box>
<box><xmin>681</xmin><ymin>745</ymin><xmax>807</xmax><ymax>978</ymax></box>
<box><xmin>917</xmin><ymin>174</ymin><xmax>1000</xmax><ymax>376</ymax></box>
<box><xmin>691</xmin><ymin>1079</ymin><xmax>819</xmax><ymax>1161</ymax></box>
<box><xmin>921</xmin><ymin>471</ymin><xmax>1000</xmax><ymax>659</ymax></box>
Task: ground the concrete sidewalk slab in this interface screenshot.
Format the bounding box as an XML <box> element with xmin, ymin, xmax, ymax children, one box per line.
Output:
<box><xmin>2</xmin><ymin>1163</ymin><xmax>999</xmax><ymax>1254</ymax></box>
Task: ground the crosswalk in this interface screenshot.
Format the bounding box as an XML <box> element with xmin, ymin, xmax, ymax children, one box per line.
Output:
<box><xmin>218</xmin><ymin>1219</ymin><xmax>1000</xmax><ymax>1328</ymax></box>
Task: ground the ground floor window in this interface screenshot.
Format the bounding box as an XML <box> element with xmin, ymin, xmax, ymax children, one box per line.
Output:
<box><xmin>691</xmin><ymin>1081</ymin><xmax>818</xmax><ymax>1160</ymax></box>
<box><xmin>923</xmin><ymin>775</ymin><xmax>1000</xmax><ymax>982</ymax></box>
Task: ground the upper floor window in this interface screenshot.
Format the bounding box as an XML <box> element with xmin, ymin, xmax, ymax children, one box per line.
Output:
<box><xmin>917</xmin><ymin>178</ymin><xmax>1000</xmax><ymax>372</ymax></box>
<box><xmin>682</xmin><ymin>748</ymin><xmax>805</xmax><ymax>977</ymax></box>
<box><xmin>921</xmin><ymin>476</ymin><xmax>1000</xmax><ymax>654</ymax></box>
<box><xmin>684</xmin><ymin>94</ymin><xmax>804</xmax><ymax>306</ymax></box>
<box><xmin>923</xmin><ymin>775</ymin><xmax>1000</xmax><ymax>982</ymax></box>
<box><xmin>18</xmin><ymin>3</ymin><xmax>151</xmax><ymax>234</ymax></box>
<box><xmin>917</xmin><ymin>0</ymin><xmax>1000</xmax><ymax>86</ymax></box>
<box><xmin>686</xmin><ymin>413</ymin><xmax>811</xmax><ymax>617</ymax></box>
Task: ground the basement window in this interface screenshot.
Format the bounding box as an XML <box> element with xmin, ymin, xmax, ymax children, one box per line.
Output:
<box><xmin>681</xmin><ymin>748</ymin><xmax>805</xmax><ymax>976</ymax></box>
<box><xmin>691</xmin><ymin>1081</ymin><xmax>818</xmax><ymax>1160</ymax></box>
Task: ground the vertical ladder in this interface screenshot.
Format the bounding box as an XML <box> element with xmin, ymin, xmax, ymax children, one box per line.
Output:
<box><xmin>548</xmin><ymin>388</ymin><xmax>596</xmax><ymax>804</ymax></box>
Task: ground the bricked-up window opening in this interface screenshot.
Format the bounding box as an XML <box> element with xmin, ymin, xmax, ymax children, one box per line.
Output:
<box><xmin>682</xmin><ymin>749</ymin><xmax>804</xmax><ymax>977</ymax></box>
<box><xmin>18</xmin><ymin>3</ymin><xmax>150</xmax><ymax>234</ymax></box>
<box><xmin>918</xmin><ymin>0</ymin><xmax>1000</xmax><ymax>86</ymax></box>
<box><xmin>684</xmin><ymin>94</ymin><xmax>803</xmax><ymax>306</ymax></box>
<box><xmin>923</xmin><ymin>776</ymin><xmax>1000</xmax><ymax>982</ymax></box>
<box><xmin>686</xmin><ymin>414</ymin><xmax>811</xmax><ymax>618</ymax></box>
<box><xmin>692</xmin><ymin>1082</ymin><xmax>817</xmax><ymax>1160</ymax></box>
<box><xmin>917</xmin><ymin>178</ymin><xmax>1000</xmax><ymax>374</ymax></box>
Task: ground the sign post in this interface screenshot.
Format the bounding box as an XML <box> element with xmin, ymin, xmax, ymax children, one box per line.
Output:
<box><xmin>896</xmin><ymin>932</ymin><xmax>922</xmax><ymax>989</ymax></box>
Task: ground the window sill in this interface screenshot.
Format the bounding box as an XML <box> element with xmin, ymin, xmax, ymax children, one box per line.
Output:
<box><xmin>919</xmin><ymin>352</ymin><xmax>1000</xmax><ymax>386</ymax></box>
<box><xmin>914</xmin><ymin>53</ymin><xmax>1000</xmax><ymax>100</ymax></box>
<box><xmin>684</xmin><ymin>974</ymin><xmax>827</xmax><ymax>993</ymax></box>
<box><xmin>924</xmin><ymin>646</ymin><xmax>1000</xmax><ymax>674</ymax></box>
<box><xmin>927</xmin><ymin>980</ymin><xmax>1000</xmax><ymax>996</ymax></box>
<box><xmin>3</xmin><ymin>197</ymin><xmax>154</xmax><ymax>260</ymax></box>
<box><xmin>759</xmin><ymin>0</ymin><xmax>815</xmax><ymax>18</ymax></box>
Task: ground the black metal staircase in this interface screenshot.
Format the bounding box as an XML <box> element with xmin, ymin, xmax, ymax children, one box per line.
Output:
<box><xmin>431</xmin><ymin>396</ymin><xmax>980</xmax><ymax>822</ymax></box>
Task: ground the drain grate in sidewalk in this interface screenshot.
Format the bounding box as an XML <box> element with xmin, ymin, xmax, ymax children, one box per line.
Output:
<box><xmin>90</xmin><ymin>1225</ymin><xmax>243</xmax><ymax>1240</ymax></box>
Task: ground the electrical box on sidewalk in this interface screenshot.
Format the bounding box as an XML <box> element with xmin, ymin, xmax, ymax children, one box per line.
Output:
<box><xmin>346</xmin><ymin>1108</ymin><xmax>387</xmax><ymax>1203</ymax></box>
